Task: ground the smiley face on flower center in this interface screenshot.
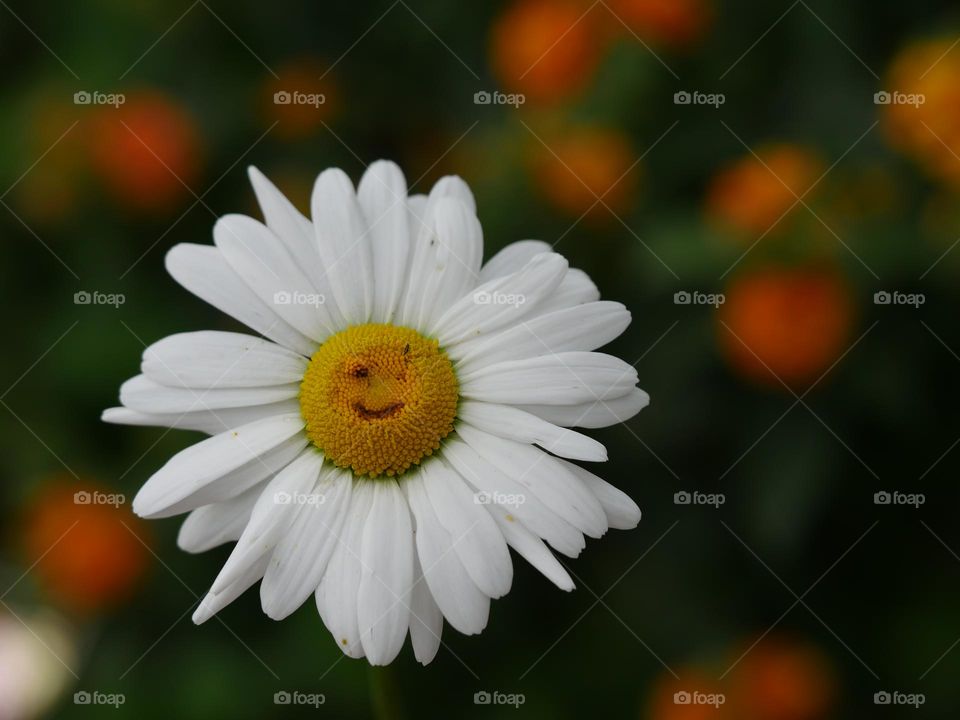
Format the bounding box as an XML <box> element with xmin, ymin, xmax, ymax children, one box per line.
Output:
<box><xmin>298</xmin><ymin>323</ymin><xmax>459</xmax><ymax>478</ymax></box>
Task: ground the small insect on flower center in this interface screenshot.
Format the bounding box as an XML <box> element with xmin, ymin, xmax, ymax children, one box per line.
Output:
<box><xmin>299</xmin><ymin>324</ymin><xmax>459</xmax><ymax>478</ymax></box>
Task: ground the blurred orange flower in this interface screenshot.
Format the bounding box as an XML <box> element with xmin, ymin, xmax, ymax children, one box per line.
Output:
<box><xmin>88</xmin><ymin>90</ymin><xmax>201</xmax><ymax>213</ymax></box>
<box><xmin>22</xmin><ymin>482</ymin><xmax>149</xmax><ymax>614</ymax></box>
<box><xmin>606</xmin><ymin>0</ymin><xmax>712</xmax><ymax>49</ymax></box>
<box><xmin>647</xmin><ymin>666</ymin><xmax>729</xmax><ymax>719</ymax></box>
<box><xmin>530</xmin><ymin>124</ymin><xmax>638</xmax><ymax>217</ymax></box>
<box><xmin>706</xmin><ymin>144</ymin><xmax>823</xmax><ymax>238</ymax></box>
<box><xmin>261</xmin><ymin>57</ymin><xmax>338</xmax><ymax>140</ymax></box>
<box><xmin>645</xmin><ymin>637</ymin><xmax>836</xmax><ymax>720</ymax></box>
<box><xmin>883</xmin><ymin>37</ymin><xmax>960</xmax><ymax>185</ymax></box>
<box><xmin>726</xmin><ymin>637</ymin><xmax>836</xmax><ymax>720</ymax></box>
<box><xmin>491</xmin><ymin>0</ymin><xmax>604</xmax><ymax>104</ymax></box>
<box><xmin>718</xmin><ymin>266</ymin><xmax>854</xmax><ymax>387</ymax></box>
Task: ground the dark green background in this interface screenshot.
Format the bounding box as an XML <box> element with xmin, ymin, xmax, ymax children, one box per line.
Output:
<box><xmin>2</xmin><ymin>0</ymin><xmax>959</xmax><ymax>717</ymax></box>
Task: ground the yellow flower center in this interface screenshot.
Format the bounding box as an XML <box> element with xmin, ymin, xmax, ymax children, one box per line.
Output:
<box><xmin>299</xmin><ymin>323</ymin><xmax>459</xmax><ymax>478</ymax></box>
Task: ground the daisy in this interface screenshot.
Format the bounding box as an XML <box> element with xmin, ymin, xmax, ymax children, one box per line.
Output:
<box><xmin>104</xmin><ymin>161</ymin><xmax>647</xmax><ymax>666</ymax></box>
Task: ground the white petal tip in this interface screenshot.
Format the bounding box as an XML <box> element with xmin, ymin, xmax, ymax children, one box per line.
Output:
<box><xmin>192</xmin><ymin>598</ymin><xmax>215</xmax><ymax>625</ymax></box>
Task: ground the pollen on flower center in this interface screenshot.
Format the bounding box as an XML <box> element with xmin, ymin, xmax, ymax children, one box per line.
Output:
<box><xmin>299</xmin><ymin>323</ymin><xmax>459</xmax><ymax>478</ymax></box>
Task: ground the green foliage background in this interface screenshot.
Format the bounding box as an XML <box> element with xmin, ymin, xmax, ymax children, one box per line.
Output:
<box><xmin>1</xmin><ymin>0</ymin><xmax>960</xmax><ymax>717</ymax></box>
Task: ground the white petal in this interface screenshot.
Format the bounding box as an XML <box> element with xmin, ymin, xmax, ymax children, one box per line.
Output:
<box><xmin>142</xmin><ymin>331</ymin><xmax>307</xmax><ymax>388</ymax></box>
<box><xmin>193</xmin><ymin>553</ymin><xmax>268</xmax><ymax>624</ymax></box>
<box><xmin>247</xmin><ymin>167</ymin><xmax>330</xmax><ymax>294</ymax></box>
<box><xmin>407</xmin><ymin>552</ymin><xmax>443</xmax><ymax>665</ymax></box>
<box><xmin>102</xmin><ymin>399</ymin><xmax>300</xmax><ymax>435</ymax></box>
<box><xmin>430</xmin><ymin>252</ymin><xmax>568</xmax><ymax>346</ymax></box>
<box><xmin>404</xmin><ymin>197</ymin><xmax>482</xmax><ymax>333</ymax></box>
<box><xmin>132</xmin><ymin>414</ymin><xmax>306</xmax><ymax>518</ymax></box>
<box><xmin>399</xmin><ymin>176</ymin><xmax>483</xmax><ymax>331</ymax></box>
<box><xmin>458</xmin><ymin>401</ymin><xmax>607</xmax><ymax>462</ymax></box>
<box><xmin>119</xmin><ymin>375</ymin><xmax>299</xmax><ymax>415</ymax></box>
<box><xmin>479</xmin><ymin>240</ymin><xmax>552</xmax><ymax>282</ymax></box>
<box><xmin>260</xmin><ymin>465</ymin><xmax>353</xmax><ymax>619</ymax></box>
<box><xmin>317</xmin><ymin>481</ymin><xmax>375</xmax><ymax>659</ymax></box>
<box><xmin>421</xmin><ymin>460</ymin><xmax>512</xmax><ymax>598</ymax></box>
<box><xmin>358</xmin><ymin>480</ymin><xmax>414</xmax><ymax>665</ymax></box>
<box><xmin>421</xmin><ymin>175</ymin><xmax>476</xmax><ymax>219</ymax></box>
<box><xmin>518</xmin><ymin>387</ymin><xmax>650</xmax><ymax>428</ymax></box>
<box><xmin>311</xmin><ymin>168</ymin><xmax>374</xmax><ymax>325</ymax></box>
<box><xmin>443</xmin><ymin>437</ymin><xmax>585</xmax><ymax>558</ymax></box>
<box><xmin>357</xmin><ymin>160</ymin><xmax>411</xmax><ymax>324</ymax></box>
<box><xmin>451</xmin><ymin>301</ymin><xmax>631</xmax><ymax>369</ymax></box>
<box><xmin>210</xmin><ymin>449</ymin><xmax>324</xmax><ymax>594</ymax></box>
<box><xmin>455</xmin><ymin>424</ymin><xmax>607</xmax><ymax>539</ymax></box>
<box><xmin>557</xmin><ymin>459</ymin><xmax>641</xmax><ymax>530</ymax></box>
<box><xmin>489</xmin><ymin>506</ymin><xmax>574</xmax><ymax>591</ymax></box>
<box><xmin>177</xmin><ymin>483</ymin><xmax>262</xmax><ymax>553</ymax></box>
<box><xmin>407</xmin><ymin>194</ymin><xmax>428</xmax><ymax>238</ymax></box>
<box><xmin>404</xmin><ymin>472</ymin><xmax>489</xmax><ymax>635</ymax></box>
<box><xmin>214</xmin><ymin>214</ymin><xmax>335</xmax><ymax>342</ymax></box>
<box><xmin>399</xmin><ymin>177</ymin><xmax>477</xmax><ymax>325</ymax></box>
<box><xmin>460</xmin><ymin>352</ymin><xmax>639</xmax><ymax>406</ymax></box>
<box><xmin>165</xmin><ymin>243</ymin><xmax>316</xmax><ymax>356</ymax></box>
<box><xmin>534</xmin><ymin>268</ymin><xmax>599</xmax><ymax>315</ymax></box>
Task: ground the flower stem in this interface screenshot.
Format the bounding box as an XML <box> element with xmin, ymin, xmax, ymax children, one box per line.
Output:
<box><xmin>368</xmin><ymin>664</ymin><xmax>405</xmax><ymax>720</ymax></box>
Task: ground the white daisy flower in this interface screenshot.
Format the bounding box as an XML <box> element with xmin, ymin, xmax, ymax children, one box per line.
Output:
<box><xmin>104</xmin><ymin>161</ymin><xmax>648</xmax><ymax>666</ymax></box>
